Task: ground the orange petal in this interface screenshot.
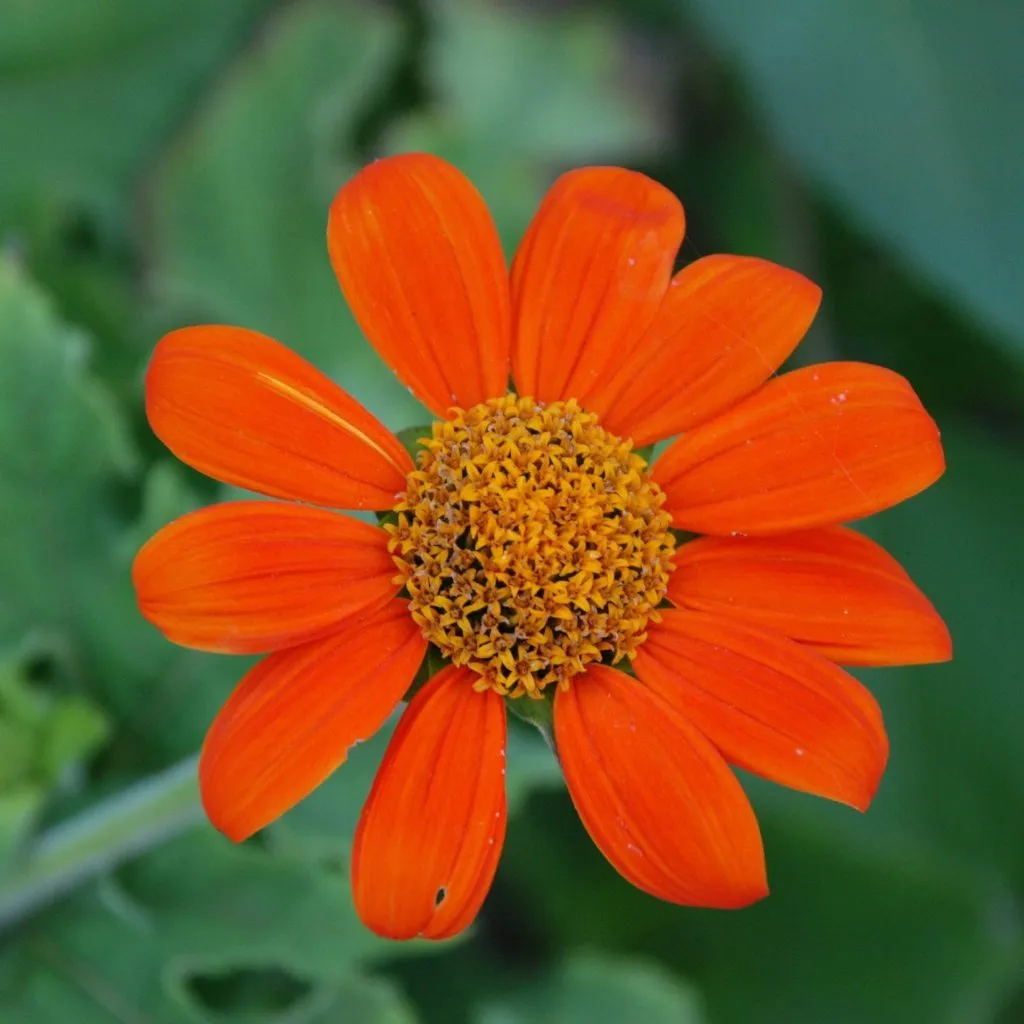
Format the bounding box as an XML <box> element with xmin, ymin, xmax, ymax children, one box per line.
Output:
<box><xmin>352</xmin><ymin>667</ymin><xmax>507</xmax><ymax>940</ymax></box>
<box><xmin>133</xmin><ymin>501</ymin><xmax>399</xmax><ymax>655</ymax></box>
<box><xmin>635</xmin><ymin>610</ymin><xmax>888</xmax><ymax>810</ymax></box>
<box><xmin>328</xmin><ymin>153</ymin><xmax>511</xmax><ymax>416</ymax></box>
<box><xmin>653</xmin><ymin>362</ymin><xmax>944</xmax><ymax>534</ymax></box>
<box><xmin>592</xmin><ymin>255</ymin><xmax>821</xmax><ymax>445</ymax></box>
<box><xmin>146</xmin><ymin>326</ymin><xmax>411</xmax><ymax>509</ymax></box>
<box><xmin>511</xmin><ymin>167</ymin><xmax>684</xmax><ymax>405</ymax></box>
<box><xmin>555</xmin><ymin>665</ymin><xmax>766</xmax><ymax>909</ymax></box>
<box><xmin>199</xmin><ymin>600</ymin><xmax>425</xmax><ymax>842</ymax></box>
<box><xmin>668</xmin><ymin>527</ymin><xmax>952</xmax><ymax>666</ymax></box>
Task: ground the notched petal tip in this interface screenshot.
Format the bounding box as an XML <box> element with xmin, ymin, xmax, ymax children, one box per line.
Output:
<box><xmin>511</xmin><ymin>166</ymin><xmax>684</xmax><ymax>407</ymax></box>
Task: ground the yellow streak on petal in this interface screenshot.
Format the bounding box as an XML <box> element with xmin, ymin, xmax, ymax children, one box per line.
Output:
<box><xmin>255</xmin><ymin>372</ymin><xmax>404</xmax><ymax>476</ymax></box>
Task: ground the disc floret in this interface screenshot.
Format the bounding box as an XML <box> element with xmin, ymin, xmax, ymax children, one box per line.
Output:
<box><xmin>388</xmin><ymin>395</ymin><xmax>675</xmax><ymax>697</ymax></box>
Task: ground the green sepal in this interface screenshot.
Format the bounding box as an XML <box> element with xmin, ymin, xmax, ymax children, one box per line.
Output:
<box><xmin>396</xmin><ymin>424</ymin><xmax>434</xmax><ymax>463</ymax></box>
<box><xmin>633</xmin><ymin>443</ymin><xmax>655</xmax><ymax>465</ymax></box>
<box><xmin>507</xmin><ymin>690</ymin><xmax>555</xmax><ymax>751</ymax></box>
<box><xmin>612</xmin><ymin>656</ymin><xmax>638</xmax><ymax>678</ymax></box>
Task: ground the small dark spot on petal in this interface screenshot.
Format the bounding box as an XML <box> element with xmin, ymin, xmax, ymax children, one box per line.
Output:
<box><xmin>435</xmin><ymin>887</ymin><xmax>447</xmax><ymax>906</ymax></box>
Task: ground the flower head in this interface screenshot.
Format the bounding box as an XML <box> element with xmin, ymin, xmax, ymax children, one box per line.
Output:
<box><xmin>134</xmin><ymin>153</ymin><xmax>950</xmax><ymax>940</ymax></box>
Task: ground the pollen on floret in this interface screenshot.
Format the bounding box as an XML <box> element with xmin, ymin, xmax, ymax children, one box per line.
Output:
<box><xmin>386</xmin><ymin>395</ymin><xmax>675</xmax><ymax>698</ymax></box>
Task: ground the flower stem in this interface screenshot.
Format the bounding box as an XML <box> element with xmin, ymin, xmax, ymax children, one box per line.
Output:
<box><xmin>0</xmin><ymin>755</ymin><xmax>202</xmax><ymax>933</ymax></box>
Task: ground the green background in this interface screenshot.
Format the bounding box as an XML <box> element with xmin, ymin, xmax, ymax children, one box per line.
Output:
<box><xmin>1</xmin><ymin>1</ymin><xmax>1021</xmax><ymax>1021</ymax></box>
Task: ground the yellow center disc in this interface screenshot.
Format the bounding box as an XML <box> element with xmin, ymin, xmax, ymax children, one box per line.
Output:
<box><xmin>388</xmin><ymin>395</ymin><xmax>675</xmax><ymax>697</ymax></box>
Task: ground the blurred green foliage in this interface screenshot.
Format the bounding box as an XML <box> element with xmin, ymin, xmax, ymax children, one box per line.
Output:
<box><xmin>0</xmin><ymin>0</ymin><xmax>1021</xmax><ymax>1021</ymax></box>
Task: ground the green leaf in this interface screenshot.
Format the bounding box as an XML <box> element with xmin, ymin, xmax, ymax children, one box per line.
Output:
<box><xmin>148</xmin><ymin>0</ymin><xmax>423</xmax><ymax>430</ymax></box>
<box><xmin>388</xmin><ymin>0</ymin><xmax>668</xmax><ymax>246</ymax></box>
<box><xmin>508</xmin><ymin>787</ymin><xmax>1016</xmax><ymax>1024</ymax></box>
<box><xmin>0</xmin><ymin>258</ymin><xmax>230</xmax><ymax>755</ymax></box>
<box><xmin>686</xmin><ymin>0</ymin><xmax>1024</xmax><ymax>354</ymax></box>
<box><xmin>0</xmin><ymin>721</ymin><xmax>35</xmax><ymax>792</ymax></box>
<box><xmin>416</xmin><ymin>0</ymin><xmax>665</xmax><ymax>158</ymax></box>
<box><xmin>0</xmin><ymin>0</ymin><xmax>270</xmax><ymax>228</ymax></box>
<box><xmin>690</xmin><ymin>808</ymin><xmax>1016</xmax><ymax>1024</ymax></box>
<box><xmin>864</xmin><ymin>421</ymin><xmax>1024</xmax><ymax>884</ymax></box>
<box><xmin>0</xmin><ymin>787</ymin><xmax>44</xmax><ymax>871</ymax></box>
<box><xmin>36</xmin><ymin>699</ymin><xmax>110</xmax><ymax>785</ymax></box>
<box><xmin>0</xmin><ymin>257</ymin><xmax>137</xmax><ymax>678</ymax></box>
<box><xmin>0</xmin><ymin>257</ymin><xmax>135</xmax><ymax>638</ymax></box>
<box><xmin>475</xmin><ymin>953</ymin><xmax>705</xmax><ymax>1024</ymax></box>
<box><xmin>127</xmin><ymin>461</ymin><xmax>203</xmax><ymax>552</ymax></box>
<box><xmin>0</xmin><ymin>664</ymin><xmax>41</xmax><ymax>789</ymax></box>
<box><xmin>118</xmin><ymin>830</ymin><xmax>395</xmax><ymax>972</ymax></box>
<box><xmin>1</xmin><ymin>830</ymin><xmax>417</xmax><ymax>1022</ymax></box>
<box><xmin>295</xmin><ymin>973</ymin><xmax>419</xmax><ymax>1024</ymax></box>
<box><xmin>0</xmin><ymin>660</ymin><xmax>110</xmax><ymax>788</ymax></box>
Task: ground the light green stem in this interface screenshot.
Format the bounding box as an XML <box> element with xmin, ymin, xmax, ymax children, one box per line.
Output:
<box><xmin>0</xmin><ymin>755</ymin><xmax>202</xmax><ymax>932</ymax></box>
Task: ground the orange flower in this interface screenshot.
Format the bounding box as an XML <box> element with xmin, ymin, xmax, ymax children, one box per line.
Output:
<box><xmin>134</xmin><ymin>154</ymin><xmax>950</xmax><ymax>940</ymax></box>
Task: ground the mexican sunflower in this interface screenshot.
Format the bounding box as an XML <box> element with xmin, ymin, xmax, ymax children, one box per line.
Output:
<box><xmin>133</xmin><ymin>152</ymin><xmax>951</xmax><ymax>940</ymax></box>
